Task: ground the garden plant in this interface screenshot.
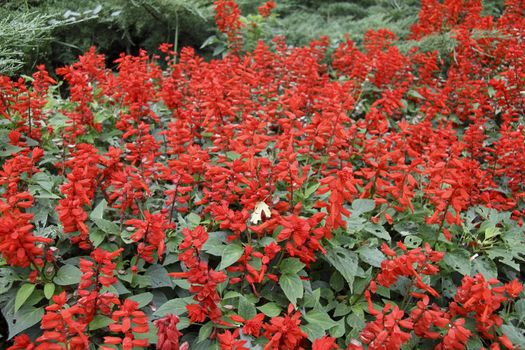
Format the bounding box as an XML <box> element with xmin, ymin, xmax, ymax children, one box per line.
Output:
<box><xmin>0</xmin><ymin>0</ymin><xmax>525</xmax><ymax>349</ymax></box>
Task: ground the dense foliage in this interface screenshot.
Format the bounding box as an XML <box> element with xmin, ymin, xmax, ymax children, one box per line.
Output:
<box><xmin>3</xmin><ymin>0</ymin><xmax>508</xmax><ymax>76</ymax></box>
<box><xmin>1</xmin><ymin>0</ymin><xmax>525</xmax><ymax>349</ymax></box>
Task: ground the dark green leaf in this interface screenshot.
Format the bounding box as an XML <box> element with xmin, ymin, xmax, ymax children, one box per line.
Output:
<box><xmin>279</xmin><ymin>274</ymin><xmax>303</xmax><ymax>306</ymax></box>
<box><xmin>351</xmin><ymin>199</ymin><xmax>375</xmax><ymax>214</ymax></box>
<box><xmin>0</xmin><ymin>268</ymin><xmax>16</xmax><ymax>294</ymax></box>
<box><xmin>257</xmin><ymin>302</ymin><xmax>282</xmax><ymax>317</ymax></box>
<box><xmin>7</xmin><ymin>306</ymin><xmax>44</xmax><ymax>339</ymax></box>
<box><xmin>358</xmin><ymin>246</ymin><xmax>385</xmax><ymax>267</ymax></box>
<box><xmin>154</xmin><ymin>297</ymin><xmax>194</xmax><ymax>318</ymax></box>
<box><xmin>364</xmin><ymin>223</ymin><xmax>391</xmax><ymax>240</ymax></box>
<box><xmin>89</xmin><ymin>315</ymin><xmax>114</xmax><ymax>331</ymax></box>
<box><xmin>53</xmin><ymin>265</ymin><xmax>81</xmax><ymax>285</ymax></box>
<box><xmin>404</xmin><ymin>235</ymin><xmax>422</xmax><ymax>248</ymax></box>
<box><xmin>90</xmin><ymin>199</ymin><xmax>107</xmax><ymax>220</ymax></box>
<box><xmin>129</xmin><ymin>292</ymin><xmax>153</xmax><ymax>308</ymax></box>
<box><xmin>146</xmin><ymin>264</ymin><xmax>173</xmax><ymax>289</ymax></box>
<box><xmin>43</xmin><ymin>283</ymin><xmax>55</xmax><ymax>300</ymax></box>
<box><xmin>301</xmin><ymin>323</ymin><xmax>325</xmax><ymax>342</ymax></box>
<box><xmin>218</xmin><ymin>244</ymin><xmax>244</xmax><ymax>270</ymax></box>
<box><xmin>238</xmin><ymin>296</ymin><xmax>257</xmax><ymax>320</ymax></box>
<box><xmin>443</xmin><ymin>249</ymin><xmax>471</xmax><ymax>276</ymax></box>
<box><xmin>197</xmin><ymin>321</ymin><xmax>214</xmax><ymax>343</ymax></box>
<box><xmin>15</xmin><ymin>284</ymin><xmax>35</xmax><ymax>312</ymax></box>
<box><xmin>501</xmin><ymin>324</ymin><xmax>525</xmax><ymax>347</ymax></box>
<box><xmin>472</xmin><ymin>255</ymin><xmax>497</xmax><ymax>280</ymax></box>
<box><xmin>325</xmin><ymin>245</ymin><xmax>359</xmax><ymax>292</ymax></box>
<box><xmin>280</xmin><ymin>258</ymin><xmax>305</xmax><ymax>274</ymax></box>
<box><xmin>304</xmin><ymin>310</ymin><xmax>337</xmax><ymax>330</ymax></box>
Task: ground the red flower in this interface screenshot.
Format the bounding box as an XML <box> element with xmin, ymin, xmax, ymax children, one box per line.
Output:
<box><xmin>125</xmin><ymin>210</ymin><xmax>172</xmax><ymax>263</ymax></box>
<box><xmin>258</xmin><ymin>1</ymin><xmax>276</xmax><ymax>17</ymax></box>
<box><xmin>154</xmin><ymin>314</ymin><xmax>182</xmax><ymax>350</ymax></box>
<box><xmin>7</xmin><ymin>334</ymin><xmax>35</xmax><ymax>350</ymax></box>
<box><xmin>262</xmin><ymin>304</ymin><xmax>307</xmax><ymax>350</ymax></box>
<box><xmin>312</xmin><ymin>336</ymin><xmax>339</xmax><ymax>350</ymax></box>
<box><xmin>436</xmin><ymin>318</ymin><xmax>471</xmax><ymax>350</ymax></box>
<box><xmin>505</xmin><ymin>279</ymin><xmax>523</xmax><ymax>298</ymax></box>
<box><xmin>187</xmin><ymin>303</ymin><xmax>207</xmax><ymax>323</ymax></box>
<box><xmin>243</xmin><ymin>313</ymin><xmax>265</xmax><ymax>337</ymax></box>
<box><xmin>104</xmin><ymin>299</ymin><xmax>150</xmax><ymax>349</ymax></box>
<box><xmin>217</xmin><ymin>329</ymin><xmax>249</xmax><ymax>350</ymax></box>
<box><xmin>359</xmin><ymin>304</ymin><xmax>413</xmax><ymax>350</ymax></box>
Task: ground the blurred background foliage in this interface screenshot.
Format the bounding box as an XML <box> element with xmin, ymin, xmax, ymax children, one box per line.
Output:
<box><xmin>0</xmin><ymin>0</ymin><xmax>508</xmax><ymax>77</ymax></box>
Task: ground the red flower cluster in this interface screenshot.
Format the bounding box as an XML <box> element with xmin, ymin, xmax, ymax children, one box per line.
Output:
<box><xmin>56</xmin><ymin>144</ymin><xmax>103</xmax><ymax>249</ymax></box>
<box><xmin>262</xmin><ymin>304</ymin><xmax>307</xmax><ymax>349</ymax></box>
<box><xmin>374</xmin><ymin>242</ymin><xmax>444</xmax><ymax>297</ymax></box>
<box><xmin>125</xmin><ymin>210</ymin><xmax>173</xmax><ymax>263</ymax></box>
<box><xmin>169</xmin><ymin>226</ymin><xmax>227</xmax><ymax>323</ymax></box>
<box><xmin>101</xmin><ymin>299</ymin><xmax>149</xmax><ymax>350</ymax></box>
<box><xmin>0</xmin><ymin>148</ymin><xmax>51</xmax><ymax>272</ymax></box>
<box><xmin>258</xmin><ymin>1</ymin><xmax>276</xmax><ymax>17</ymax></box>
<box><xmin>214</xmin><ymin>0</ymin><xmax>243</xmax><ymax>52</ymax></box>
<box><xmin>1</xmin><ymin>0</ymin><xmax>524</xmax><ymax>348</ymax></box>
<box><xmin>154</xmin><ymin>314</ymin><xmax>186</xmax><ymax>350</ymax></box>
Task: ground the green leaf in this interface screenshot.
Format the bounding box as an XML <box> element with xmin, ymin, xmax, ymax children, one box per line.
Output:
<box><xmin>146</xmin><ymin>264</ymin><xmax>173</xmax><ymax>289</ymax></box>
<box><xmin>202</xmin><ymin>237</ymin><xmax>226</xmax><ymax>256</ymax></box>
<box><xmin>329</xmin><ymin>318</ymin><xmax>346</xmax><ymax>338</ymax></box>
<box><xmin>279</xmin><ymin>274</ymin><xmax>303</xmax><ymax>307</ymax></box>
<box><xmin>515</xmin><ymin>300</ymin><xmax>525</xmax><ymax>323</ymax></box>
<box><xmin>92</xmin><ymin>218</ymin><xmax>120</xmax><ymax>235</ymax></box>
<box><xmin>32</xmin><ymin>172</ymin><xmax>55</xmax><ymax>193</ymax></box>
<box><xmin>404</xmin><ymin>235</ymin><xmax>422</xmax><ymax>248</ymax></box>
<box><xmin>304</xmin><ymin>310</ymin><xmax>338</xmax><ymax>330</ymax></box>
<box><xmin>351</xmin><ymin>199</ymin><xmax>376</xmax><ymax>214</ymax></box>
<box><xmin>0</xmin><ymin>268</ymin><xmax>16</xmax><ymax>294</ymax></box>
<box><xmin>154</xmin><ymin>297</ymin><xmax>194</xmax><ymax>318</ymax></box>
<box><xmin>54</xmin><ymin>265</ymin><xmax>82</xmax><ymax>285</ymax></box>
<box><xmin>7</xmin><ymin>306</ymin><xmax>44</xmax><ymax>339</ymax></box>
<box><xmin>226</xmin><ymin>151</ymin><xmax>241</xmax><ymax>161</ymax></box>
<box><xmin>408</xmin><ymin>89</ymin><xmax>425</xmax><ymax>99</ymax></box>
<box><xmin>364</xmin><ymin>223</ymin><xmax>391</xmax><ymax>240</ymax></box>
<box><xmin>197</xmin><ymin>321</ymin><xmax>214</xmax><ymax>343</ymax></box>
<box><xmin>43</xmin><ymin>283</ymin><xmax>55</xmax><ymax>300</ymax></box>
<box><xmin>90</xmin><ymin>199</ymin><xmax>107</xmax><ymax>220</ymax></box>
<box><xmin>472</xmin><ymin>255</ymin><xmax>498</xmax><ymax>280</ymax></box>
<box><xmin>223</xmin><ymin>291</ymin><xmax>243</xmax><ymax>300</ymax></box>
<box><xmin>358</xmin><ymin>246</ymin><xmax>385</xmax><ymax>267</ymax></box>
<box><xmin>257</xmin><ymin>302</ymin><xmax>282</xmax><ymax>317</ymax></box>
<box><xmin>15</xmin><ymin>284</ymin><xmax>35</xmax><ymax>312</ymax></box>
<box><xmin>0</xmin><ymin>144</ymin><xmax>23</xmax><ymax>157</ymax></box>
<box><xmin>186</xmin><ymin>213</ymin><xmax>201</xmax><ymax>228</ymax></box>
<box><xmin>238</xmin><ymin>296</ymin><xmax>257</xmax><ymax>320</ymax></box>
<box><xmin>47</xmin><ymin>113</ymin><xmax>68</xmax><ymax>128</ymax></box>
<box><xmin>129</xmin><ymin>292</ymin><xmax>153</xmax><ymax>308</ymax></box>
<box><xmin>346</xmin><ymin>313</ymin><xmax>366</xmax><ymax>332</ymax></box>
<box><xmin>218</xmin><ymin>244</ymin><xmax>244</xmax><ymax>270</ymax></box>
<box><xmin>280</xmin><ymin>258</ymin><xmax>305</xmax><ymax>274</ymax></box>
<box><xmin>304</xmin><ymin>183</ymin><xmax>320</xmax><ymax>198</ymax></box>
<box><xmin>324</xmin><ymin>245</ymin><xmax>359</xmax><ymax>292</ymax></box>
<box><xmin>301</xmin><ymin>323</ymin><xmax>325</xmax><ymax>342</ymax></box>
<box><xmin>501</xmin><ymin>324</ymin><xmax>525</xmax><ymax>347</ymax></box>
<box><xmin>443</xmin><ymin>249</ymin><xmax>472</xmax><ymax>276</ymax></box>
<box><xmin>484</xmin><ymin>226</ymin><xmax>500</xmax><ymax>240</ymax></box>
<box><xmin>89</xmin><ymin>230</ymin><xmax>105</xmax><ymax>247</ymax></box>
<box><xmin>89</xmin><ymin>315</ymin><xmax>114</xmax><ymax>331</ymax></box>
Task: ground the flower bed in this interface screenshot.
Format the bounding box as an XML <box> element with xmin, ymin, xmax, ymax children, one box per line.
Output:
<box><xmin>1</xmin><ymin>1</ymin><xmax>524</xmax><ymax>349</ymax></box>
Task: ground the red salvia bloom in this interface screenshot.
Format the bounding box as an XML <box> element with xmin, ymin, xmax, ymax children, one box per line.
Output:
<box><xmin>258</xmin><ymin>1</ymin><xmax>276</xmax><ymax>17</ymax></box>
<box><xmin>102</xmin><ymin>299</ymin><xmax>150</xmax><ymax>350</ymax></box>
<box><xmin>154</xmin><ymin>314</ymin><xmax>183</xmax><ymax>350</ymax></box>
<box><xmin>262</xmin><ymin>304</ymin><xmax>307</xmax><ymax>350</ymax></box>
